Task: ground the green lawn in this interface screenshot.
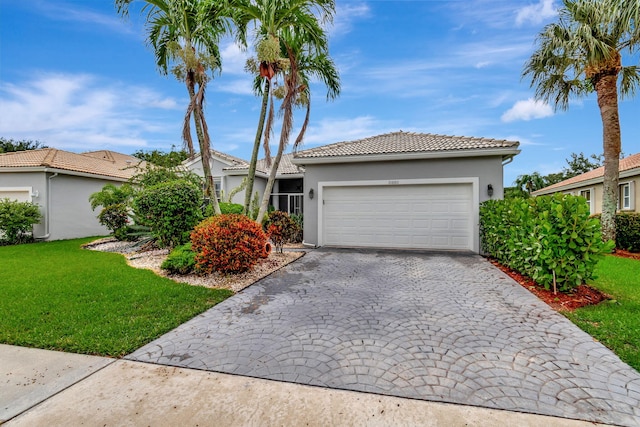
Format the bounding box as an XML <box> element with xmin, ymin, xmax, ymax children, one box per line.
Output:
<box><xmin>0</xmin><ymin>238</ymin><xmax>232</xmax><ymax>357</ymax></box>
<box><xmin>565</xmin><ymin>255</ymin><xmax>640</xmax><ymax>371</ymax></box>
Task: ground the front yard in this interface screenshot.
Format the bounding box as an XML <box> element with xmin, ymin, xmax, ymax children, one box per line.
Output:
<box><xmin>1</xmin><ymin>239</ymin><xmax>638</xmax><ymax>372</ymax></box>
<box><xmin>564</xmin><ymin>255</ymin><xmax>640</xmax><ymax>371</ymax></box>
<box><xmin>0</xmin><ymin>238</ymin><xmax>232</xmax><ymax>357</ymax></box>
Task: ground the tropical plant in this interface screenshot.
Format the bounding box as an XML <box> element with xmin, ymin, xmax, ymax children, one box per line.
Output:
<box><xmin>235</xmin><ymin>0</ymin><xmax>337</xmax><ymax>216</ymax></box>
<box><xmin>89</xmin><ymin>183</ymin><xmax>134</xmax><ymax>211</ymax></box>
<box><xmin>115</xmin><ymin>0</ymin><xmax>232</xmax><ymax>215</ymax></box>
<box><xmin>263</xmin><ymin>210</ymin><xmax>299</xmax><ymax>252</ymax></box>
<box><xmin>523</xmin><ymin>0</ymin><xmax>640</xmax><ymax>242</ymax></box>
<box><xmin>255</xmin><ymin>30</ymin><xmax>339</xmax><ymax>222</ymax></box>
<box><xmin>161</xmin><ymin>242</ymin><xmax>197</xmax><ymax>274</ymax></box>
<box><xmin>191</xmin><ymin>214</ymin><xmax>268</xmax><ymax>274</ymax></box>
<box><xmin>0</xmin><ymin>199</ymin><xmax>42</xmax><ymax>245</ymax></box>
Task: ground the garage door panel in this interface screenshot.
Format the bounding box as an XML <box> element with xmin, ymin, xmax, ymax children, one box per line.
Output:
<box><xmin>322</xmin><ymin>183</ymin><xmax>473</xmax><ymax>250</ymax></box>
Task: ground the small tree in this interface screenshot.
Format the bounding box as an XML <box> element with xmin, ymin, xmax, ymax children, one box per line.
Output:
<box><xmin>133</xmin><ymin>180</ymin><xmax>203</xmax><ymax>248</ymax></box>
<box><xmin>0</xmin><ymin>199</ymin><xmax>42</xmax><ymax>244</ymax></box>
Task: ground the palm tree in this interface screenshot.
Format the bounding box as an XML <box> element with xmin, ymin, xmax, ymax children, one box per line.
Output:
<box><xmin>514</xmin><ymin>172</ymin><xmax>546</xmax><ymax>195</ymax></box>
<box><xmin>254</xmin><ymin>25</ymin><xmax>338</xmax><ymax>223</ymax></box>
<box><xmin>523</xmin><ymin>0</ymin><xmax>640</xmax><ymax>242</ymax></box>
<box><xmin>115</xmin><ymin>0</ymin><xmax>231</xmax><ymax>214</ymax></box>
<box><xmin>235</xmin><ymin>0</ymin><xmax>336</xmax><ymax>215</ymax></box>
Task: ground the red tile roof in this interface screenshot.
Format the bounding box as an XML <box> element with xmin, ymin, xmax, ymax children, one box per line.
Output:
<box><xmin>534</xmin><ymin>152</ymin><xmax>640</xmax><ymax>194</ymax></box>
<box><xmin>0</xmin><ymin>148</ymin><xmax>144</xmax><ymax>180</ymax></box>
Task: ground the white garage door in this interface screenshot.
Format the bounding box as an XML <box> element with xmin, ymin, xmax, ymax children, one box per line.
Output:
<box><xmin>322</xmin><ymin>183</ymin><xmax>473</xmax><ymax>250</ymax></box>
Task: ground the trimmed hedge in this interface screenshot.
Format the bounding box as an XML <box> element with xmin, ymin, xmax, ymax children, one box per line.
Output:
<box><xmin>133</xmin><ymin>180</ymin><xmax>203</xmax><ymax>248</ymax></box>
<box><xmin>592</xmin><ymin>212</ymin><xmax>640</xmax><ymax>252</ymax></box>
<box><xmin>219</xmin><ymin>202</ymin><xmax>244</xmax><ymax>215</ymax></box>
<box><xmin>0</xmin><ymin>198</ymin><xmax>42</xmax><ymax>245</ymax></box>
<box><xmin>191</xmin><ymin>214</ymin><xmax>268</xmax><ymax>274</ymax></box>
<box><xmin>480</xmin><ymin>193</ymin><xmax>614</xmax><ymax>292</ymax></box>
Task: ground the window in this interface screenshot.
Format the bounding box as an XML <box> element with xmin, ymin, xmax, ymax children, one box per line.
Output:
<box><xmin>580</xmin><ymin>188</ymin><xmax>593</xmax><ymax>214</ymax></box>
<box><xmin>213</xmin><ymin>177</ymin><xmax>222</xmax><ymax>199</ymax></box>
<box><xmin>619</xmin><ymin>182</ymin><xmax>633</xmax><ymax>210</ymax></box>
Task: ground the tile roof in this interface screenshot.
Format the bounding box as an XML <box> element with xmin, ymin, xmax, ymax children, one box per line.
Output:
<box><xmin>0</xmin><ymin>148</ymin><xmax>144</xmax><ymax>180</ymax></box>
<box><xmin>210</xmin><ymin>149</ymin><xmax>249</xmax><ymax>167</ymax></box>
<box><xmin>534</xmin><ymin>152</ymin><xmax>640</xmax><ymax>194</ymax></box>
<box><xmin>293</xmin><ymin>131</ymin><xmax>519</xmax><ymax>159</ymax></box>
<box><xmin>223</xmin><ymin>153</ymin><xmax>303</xmax><ymax>176</ymax></box>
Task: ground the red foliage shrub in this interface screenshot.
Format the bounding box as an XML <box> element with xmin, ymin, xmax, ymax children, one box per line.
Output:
<box><xmin>191</xmin><ymin>214</ymin><xmax>268</xmax><ymax>274</ymax></box>
<box><xmin>264</xmin><ymin>211</ymin><xmax>300</xmax><ymax>253</ymax></box>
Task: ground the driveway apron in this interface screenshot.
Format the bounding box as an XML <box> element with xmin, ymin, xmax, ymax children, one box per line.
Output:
<box><xmin>127</xmin><ymin>249</ymin><xmax>640</xmax><ymax>426</ymax></box>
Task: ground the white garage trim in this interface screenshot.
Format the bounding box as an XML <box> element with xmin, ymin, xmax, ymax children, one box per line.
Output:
<box><xmin>317</xmin><ymin>178</ymin><xmax>479</xmax><ymax>252</ymax></box>
<box><xmin>0</xmin><ymin>187</ymin><xmax>35</xmax><ymax>202</ymax></box>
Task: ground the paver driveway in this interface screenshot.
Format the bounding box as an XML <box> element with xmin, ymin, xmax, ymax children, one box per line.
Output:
<box><xmin>128</xmin><ymin>249</ymin><xmax>640</xmax><ymax>426</ymax></box>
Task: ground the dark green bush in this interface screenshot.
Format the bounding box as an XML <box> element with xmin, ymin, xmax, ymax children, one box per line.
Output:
<box><xmin>592</xmin><ymin>212</ymin><xmax>640</xmax><ymax>252</ymax></box>
<box><xmin>97</xmin><ymin>203</ymin><xmax>130</xmax><ymax>241</ymax></box>
<box><xmin>480</xmin><ymin>193</ymin><xmax>614</xmax><ymax>292</ymax></box>
<box><xmin>0</xmin><ymin>198</ymin><xmax>42</xmax><ymax>244</ymax></box>
<box><xmin>161</xmin><ymin>243</ymin><xmax>196</xmax><ymax>274</ymax></box>
<box><xmin>133</xmin><ymin>180</ymin><xmax>203</xmax><ymax>248</ymax></box>
<box><xmin>219</xmin><ymin>202</ymin><xmax>244</xmax><ymax>215</ymax></box>
<box><xmin>616</xmin><ymin>213</ymin><xmax>640</xmax><ymax>252</ymax></box>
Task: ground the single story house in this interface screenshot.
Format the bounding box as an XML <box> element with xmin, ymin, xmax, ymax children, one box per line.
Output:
<box><xmin>532</xmin><ymin>152</ymin><xmax>639</xmax><ymax>215</ymax></box>
<box><xmin>291</xmin><ymin>131</ymin><xmax>520</xmax><ymax>252</ymax></box>
<box><xmin>0</xmin><ymin>149</ymin><xmax>144</xmax><ymax>240</ymax></box>
<box><xmin>184</xmin><ymin>150</ymin><xmax>304</xmax><ymax>215</ymax></box>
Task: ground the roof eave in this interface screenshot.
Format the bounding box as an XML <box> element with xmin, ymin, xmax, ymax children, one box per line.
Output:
<box><xmin>533</xmin><ymin>167</ymin><xmax>640</xmax><ymax>195</ymax></box>
<box><xmin>0</xmin><ymin>166</ymin><xmax>131</xmax><ymax>182</ymax></box>
<box><xmin>292</xmin><ymin>147</ymin><xmax>521</xmax><ymax>165</ymax></box>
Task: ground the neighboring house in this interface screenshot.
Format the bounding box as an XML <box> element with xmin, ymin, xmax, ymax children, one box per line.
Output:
<box><xmin>0</xmin><ymin>149</ymin><xmax>144</xmax><ymax>240</ymax></box>
<box><xmin>184</xmin><ymin>150</ymin><xmax>305</xmax><ymax>215</ymax></box>
<box><xmin>533</xmin><ymin>152</ymin><xmax>640</xmax><ymax>215</ymax></box>
<box><xmin>292</xmin><ymin>131</ymin><xmax>520</xmax><ymax>252</ymax></box>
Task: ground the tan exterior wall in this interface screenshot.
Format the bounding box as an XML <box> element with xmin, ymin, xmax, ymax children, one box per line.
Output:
<box><xmin>562</xmin><ymin>174</ymin><xmax>639</xmax><ymax>214</ymax></box>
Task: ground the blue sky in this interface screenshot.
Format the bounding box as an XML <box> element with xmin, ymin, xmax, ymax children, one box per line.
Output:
<box><xmin>1</xmin><ymin>0</ymin><xmax>638</xmax><ymax>186</ymax></box>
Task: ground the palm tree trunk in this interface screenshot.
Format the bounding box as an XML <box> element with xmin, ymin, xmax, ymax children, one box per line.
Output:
<box><xmin>257</xmin><ymin>56</ymin><xmax>298</xmax><ymax>223</ymax></box>
<box><xmin>595</xmin><ymin>73</ymin><xmax>621</xmax><ymax>243</ymax></box>
<box><xmin>243</xmin><ymin>78</ymin><xmax>271</xmax><ymax>215</ymax></box>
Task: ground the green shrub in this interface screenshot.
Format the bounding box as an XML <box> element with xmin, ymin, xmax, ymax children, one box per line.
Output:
<box><xmin>0</xmin><ymin>199</ymin><xmax>42</xmax><ymax>245</ymax></box>
<box><xmin>480</xmin><ymin>193</ymin><xmax>614</xmax><ymax>292</ymax></box>
<box><xmin>89</xmin><ymin>184</ymin><xmax>134</xmax><ymax>211</ymax></box>
<box><xmin>97</xmin><ymin>203</ymin><xmax>130</xmax><ymax>241</ymax></box>
<box><xmin>133</xmin><ymin>180</ymin><xmax>203</xmax><ymax>248</ymax></box>
<box><xmin>264</xmin><ymin>211</ymin><xmax>300</xmax><ymax>252</ymax></box>
<box><xmin>161</xmin><ymin>243</ymin><xmax>196</xmax><ymax>275</ymax></box>
<box><xmin>290</xmin><ymin>213</ymin><xmax>303</xmax><ymax>243</ymax></box>
<box><xmin>191</xmin><ymin>214</ymin><xmax>268</xmax><ymax>274</ymax></box>
<box><xmin>219</xmin><ymin>202</ymin><xmax>244</xmax><ymax>215</ymax></box>
<box><xmin>614</xmin><ymin>213</ymin><xmax>640</xmax><ymax>252</ymax></box>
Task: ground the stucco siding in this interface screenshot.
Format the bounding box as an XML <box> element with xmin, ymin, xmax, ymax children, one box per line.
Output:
<box><xmin>48</xmin><ymin>174</ymin><xmax>116</xmax><ymax>240</ymax></box>
<box><xmin>563</xmin><ymin>175</ymin><xmax>639</xmax><ymax>214</ymax></box>
<box><xmin>300</xmin><ymin>156</ymin><xmax>505</xmax><ymax>247</ymax></box>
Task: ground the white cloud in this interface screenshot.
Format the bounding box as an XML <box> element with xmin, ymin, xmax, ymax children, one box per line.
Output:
<box><xmin>34</xmin><ymin>1</ymin><xmax>133</xmax><ymax>34</ymax></box>
<box><xmin>0</xmin><ymin>72</ymin><xmax>180</xmax><ymax>152</ymax></box>
<box><xmin>515</xmin><ymin>0</ymin><xmax>557</xmax><ymax>26</ymax></box>
<box><xmin>301</xmin><ymin>116</ymin><xmax>395</xmax><ymax>147</ymax></box>
<box><xmin>330</xmin><ymin>3</ymin><xmax>371</xmax><ymax>36</ymax></box>
<box><xmin>501</xmin><ymin>98</ymin><xmax>553</xmax><ymax>122</ymax></box>
<box><xmin>220</xmin><ymin>41</ymin><xmax>251</xmax><ymax>75</ymax></box>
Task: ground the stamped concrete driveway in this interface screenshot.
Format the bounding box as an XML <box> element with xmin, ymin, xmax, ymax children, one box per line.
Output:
<box><xmin>128</xmin><ymin>249</ymin><xmax>640</xmax><ymax>426</ymax></box>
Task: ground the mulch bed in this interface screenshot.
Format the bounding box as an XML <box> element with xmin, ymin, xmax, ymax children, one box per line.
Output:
<box><xmin>487</xmin><ymin>259</ymin><xmax>610</xmax><ymax>312</ymax></box>
<box><xmin>613</xmin><ymin>249</ymin><xmax>640</xmax><ymax>261</ymax></box>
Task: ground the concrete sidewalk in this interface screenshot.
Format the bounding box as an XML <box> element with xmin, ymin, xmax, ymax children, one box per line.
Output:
<box><xmin>1</xmin><ymin>345</ymin><xmax>612</xmax><ymax>427</ymax></box>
